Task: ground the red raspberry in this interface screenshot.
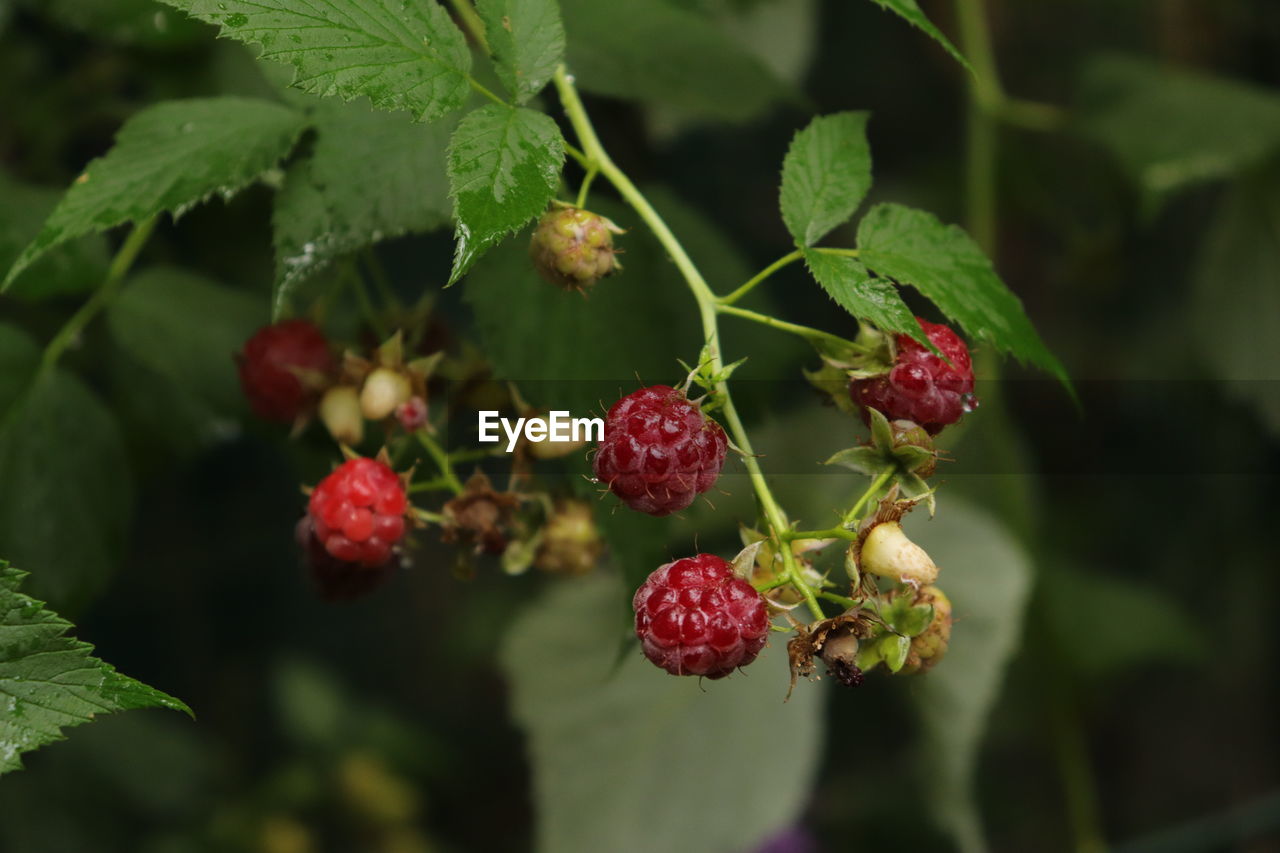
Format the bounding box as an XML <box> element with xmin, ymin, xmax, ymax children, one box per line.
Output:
<box><xmin>307</xmin><ymin>457</ymin><xmax>408</xmax><ymax>568</ymax></box>
<box><xmin>236</xmin><ymin>319</ymin><xmax>335</xmax><ymax>422</ymax></box>
<box><xmin>633</xmin><ymin>554</ymin><xmax>770</xmax><ymax>678</ymax></box>
<box><xmin>592</xmin><ymin>385</ymin><xmax>728</xmax><ymax>516</ymax></box>
<box><xmin>849</xmin><ymin>318</ymin><xmax>975</xmax><ymax>435</ymax></box>
<box><xmin>295</xmin><ymin>517</ymin><xmax>396</xmax><ymax>601</ymax></box>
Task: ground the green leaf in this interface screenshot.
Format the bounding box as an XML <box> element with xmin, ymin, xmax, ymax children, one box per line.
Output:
<box><xmin>908</xmin><ymin>499</ymin><xmax>1033</xmax><ymax>853</ymax></box>
<box><xmin>1078</xmin><ymin>55</ymin><xmax>1280</xmax><ymax>209</ymax></box>
<box><xmin>0</xmin><ymin>173</ymin><xmax>109</xmax><ymax>302</ymax></box>
<box><xmin>1192</xmin><ymin>165</ymin><xmax>1280</xmax><ymax>436</ymax></box>
<box><xmin>780</xmin><ymin>112</ymin><xmax>872</xmax><ymax>247</ymax></box>
<box><xmin>856</xmin><ymin>203</ymin><xmax>1070</xmax><ymax>387</ymax></box>
<box><xmin>0</xmin><ymin>370</ymin><xmax>133</xmax><ymax>611</ymax></box>
<box><xmin>1040</xmin><ymin>567</ymin><xmax>1202</xmax><ymax>680</ymax></box>
<box><xmin>864</xmin><ymin>0</ymin><xmax>970</xmax><ymax>71</ymax></box>
<box><xmin>501</xmin><ymin>572</ymin><xmax>823</xmax><ymax>853</ymax></box>
<box><xmin>0</xmin><ymin>561</ymin><xmax>191</xmax><ymax>775</ymax></box>
<box><xmin>824</xmin><ymin>446</ymin><xmax>884</xmax><ymax>476</ymax></box>
<box><xmin>2</xmin><ymin>97</ymin><xmax>306</xmax><ymax>291</ymax></box>
<box><xmin>107</xmin><ymin>267</ymin><xmax>266</xmax><ymax>413</ymax></box>
<box><xmin>272</xmin><ymin>98</ymin><xmax>455</xmax><ymax>316</ymax></box>
<box><xmin>559</xmin><ymin>0</ymin><xmax>789</xmax><ymax>123</ymax></box>
<box><xmin>447</xmin><ymin>104</ymin><xmax>565</xmax><ymax>284</ymax></box>
<box><xmin>477</xmin><ymin>0</ymin><xmax>565</xmax><ymax>105</ymax></box>
<box><xmin>803</xmin><ymin>249</ymin><xmax>925</xmax><ymax>345</ymax></box>
<box><xmin>157</xmin><ymin>0</ymin><xmax>471</xmax><ymax>121</ymax></box>
<box><xmin>882</xmin><ymin>634</ymin><xmax>911</xmax><ymax>673</ymax></box>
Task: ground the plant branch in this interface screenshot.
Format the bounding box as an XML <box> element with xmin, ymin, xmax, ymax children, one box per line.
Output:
<box><xmin>447</xmin><ymin>0</ymin><xmax>491</xmax><ymax>55</ymax></box>
<box><xmin>415</xmin><ymin>429</ymin><xmax>464</xmax><ymax>495</ymax></box>
<box><xmin>40</xmin><ymin>216</ymin><xmax>157</xmax><ymax>376</ymax></box>
<box><xmin>716</xmin><ymin>303</ymin><xmax>869</xmax><ymax>354</ymax></box>
<box><xmin>553</xmin><ymin>64</ymin><xmax>823</xmax><ymax>621</ymax></box>
<box><xmin>720</xmin><ymin>249</ymin><xmax>802</xmax><ymax>305</ymax></box>
<box><xmin>842</xmin><ymin>466</ymin><xmax>895</xmax><ymax>526</ymax></box>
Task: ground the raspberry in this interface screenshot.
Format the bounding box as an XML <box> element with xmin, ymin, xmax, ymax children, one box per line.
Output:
<box><xmin>295</xmin><ymin>517</ymin><xmax>395</xmax><ymax>601</ymax></box>
<box><xmin>529</xmin><ymin>206</ymin><xmax>623</xmax><ymax>291</ymax></box>
<box><xmin>633</xmin><ymin>554</ymin><xmax>770</xmax><ymax>679</ymax></box>
<box><xmin>237</xmin><ymin>319</ymin><xmax>336</xmax><ymax>422</ymax></box>
<box><xmin>593</xmin><ymin>385</ymin><xmax>728</xmax><ymax>516</ymax></box>
<box><xmin>308</xmin><ymin>457</ymin><xmax>408</xmax><ymax>568</ymax></box>
<box><xmin>849</xmin><ymin>318</ymin><xmax>975</xmax><ymax>435</ymax></box>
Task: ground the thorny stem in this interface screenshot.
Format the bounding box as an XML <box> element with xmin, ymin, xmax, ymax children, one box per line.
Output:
<box><xmin>40</xmin><ymin>216</ymin><xmax>157</xmax><ymax>376</ymax></box>
<box><xmin>553</xmin><ymin>65</ymin><xmax>824</xmax><ymax>622</ymax></box>
<box><xmin>415</xmin><ymin>429</ymin><xmax>464</xmax><ymax>495</ymax></box>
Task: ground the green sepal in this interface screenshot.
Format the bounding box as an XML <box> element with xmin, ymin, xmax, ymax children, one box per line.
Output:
<box><xmin>883</xmin><ymin>634</ymin><xmax>911</xmax><ymax>673</ymax></box>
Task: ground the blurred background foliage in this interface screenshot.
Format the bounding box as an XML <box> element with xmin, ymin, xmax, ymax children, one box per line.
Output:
<box><xmin>1</xmin><ymin>0</ymin><xmax>1279</xmax><ymax>851</ymax></box>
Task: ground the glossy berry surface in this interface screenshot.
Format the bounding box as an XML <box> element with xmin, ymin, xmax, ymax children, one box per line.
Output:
<box><xmin>633</xmin><ymin>554</ymin><xmax>770</xmax><ymax>679</ymax></box>
<box><xmin>308</xmin><ymin>458</ymin><xmax>408</xmax><ymax>568</ymax></box>
<box><xmin>849</xmin><ymin>318</ymin><xmax>975</xmax><ymax>435</ymax></box>
<box><xmin>237</xmin><ymin>319</ymin><xmax>335</xmax><ymax>422</ymax></box>
<box><xmin>593</xmin><ymin>385</ymin><xmax>728</xmax><ymax>516</ymax></box>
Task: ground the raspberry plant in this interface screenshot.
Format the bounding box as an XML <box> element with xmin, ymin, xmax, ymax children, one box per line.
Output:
<box><xmin>25</xmin><ymin>0</ymin><xmax>1272</xmax><ymax>849</ymax></box>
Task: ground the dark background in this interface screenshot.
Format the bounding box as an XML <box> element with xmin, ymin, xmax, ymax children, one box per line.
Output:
<box><xmin>1</xmin><ymin>1</ymin><xmax>1278</xmax><ymax>851</ymax></box>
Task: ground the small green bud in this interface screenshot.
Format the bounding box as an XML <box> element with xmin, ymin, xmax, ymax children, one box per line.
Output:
<box><xmin>529</xmin><ymin>206</ymin><xmax>623</xmax><ymax>292</ymax></box>
<box><xmin>890</xmin><ymin>418</ymin><xmax>937</xmax><ymax>477</ymax></box>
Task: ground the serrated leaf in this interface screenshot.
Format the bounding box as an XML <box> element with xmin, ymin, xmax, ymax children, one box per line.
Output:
<box><xmin>909</xmin><ymin>499</ymin><xmax>1033</xmax><ymax>853</ymax></box>
<box><xmin>501</xmin><ymin>572</ymin><xmax>823</xmax><ymax>853</ymax></box>
<box><xmin>447</xmin><ymin>104</ymin><xmax>564</xmax><ymax>284</ymax></box>
<box><xmin>0</xmin><ymin>172</ymin><xmax>109</xmax><ymax>302</ymax></box>
<box><xmin>477</xmin><ymin>0</ymin><xmax>564</xmax><ymax>104</ymax></box>
<box><xmin>107</xmin><ymin>267</ymin><xmax>265</xmax><ymax>413</ymax></box>
<box><xmin>802</xmin><ymin>249</ymin><xmax>926</xmax><ymax>345</ymax></box>
<box><xmin>864</xmin><ymin>0</ymin><xmax>970</xmax><ymax>71</ymax></box>
<box><xmin>272</xmin><ymin>98</ymin><xmax>455</xmax><ymax>316</ymax></box>
<box><xmin>856</xmin><ymin>203</ymin><xmax>1071</xmax><ymax>389</ymax></box>
<box><xmin>1192</xmin><ymin>165</ymin><xmax>1280</xmax><ymax>437</ymax></box>
<box><xmin>780</xmin><ymin>112</ymin><xmax>872</xmax><ymax>247</ymax></box>
<box><xmin>560</xmin><ymin>0</ymin><xmax>789</xmax><ymax>123</ymax></box>
<box><xmin>0</xmin><ymin>355</ymin><xmax>133</xmax><ymax>612</ymax></box>
<box><xmin>3</xmin><ymin>97</ymin><xmax>305</xmax><ymax>290</ymax></box>
<box><xmin>1078</xmin><ymin>55</ymin><xmax>1280</xmax><ymax>210</ymax></box>
<box><xmin>157</xmin><ymin>0</ymin><xmax>471</xmax><ymax>121</ymax></box>
<box><xmin>0</xmin><ymin>561</ymin><xmax>191</xmax><ymax>775</ymax></box>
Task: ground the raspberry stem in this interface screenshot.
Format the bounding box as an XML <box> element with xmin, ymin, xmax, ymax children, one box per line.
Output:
<box><xmin>716</xmin><ymin>304</ymin><xmax>871</xmax><ymax>355</ymax></box>
<box><xmin>553</xmin><ymin>65</ymin><xmax>825</xmax><ymax>621</ymax></box>
<box><xmin>414</xmin><ymin>429</ymin><xmax>464</xmax><ymax>495</ymax></box>
<box><xmin>842</xmin><ymin>466</ymin><xmax>896</xmax><ymax>526</ymax></box>
<box><xmin>40</xmin><ymin>215</ymin><xmax>157</xmax><ymax>376</ymax></box>
<box><xmin>719</xmin><ymin>249</ymin><xmax>803</xmax><ymax>306</ymax></box>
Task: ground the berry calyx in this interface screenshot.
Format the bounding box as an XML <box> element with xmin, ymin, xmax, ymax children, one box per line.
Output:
<box><xmin>593</xmin><ymin>385</ymin><xmax>728</xmax><ymax>516</ymax></box>
<box><xmin>237</xmin><ymin>319</ymin><xmax>336</xmax><ymax>422</ymax></box>
<box><xmin>890</xmin><ymin>418</ymin><xmax>937</xmax><ymax>478</ymax></box>
<box><xmin>534</xmin><ymin>500</ymin><xmax>602</xmax><ymax>575</ymax></box>
<box><xmin>529</xmin><ymin>205</ymin><xmax>623</xmax><ymax>292</ymax></box>
<box><xmin>849</xmin><ymin>318</ymin><xmax>975</xmax><ymax>435</ymax></box>
<box><xmin>308</xmin><ymin>457</ymin><xmax>408</xmax><ymax>568</ymax></box>
<box><xmin>633</xmin><ymin>554</ymin><xmax>769</xmax><ymax>679</ymax></box>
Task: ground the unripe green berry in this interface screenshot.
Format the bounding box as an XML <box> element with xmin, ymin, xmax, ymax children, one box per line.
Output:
<box><xmin>360</xmin><ymin>367</ymin><xmax>412</xmax><ymax>421</ymax></box>
<box><xmin>319</xmin><ymin>386</ymin><xmax>364</xmax><ymax>446</ymax></box>
<box><xmin>901</xmin><ymin>586</ymin><xmax>952</xmax><ymax>674</ymax></box>
<box><xmin>535</xmin><ymin>500</ymin><xmax>603</xmax><ymax>575</ymax></box>
<box><xmin>529</xmin><ymin>206</ymin><xmax>623</xmax><ymax>292</ymax></box>
<box><xmin>859</xmin><ymin>520</ymin><xmax>939</xmax><ymax>587</ymax></box>
<box><xmin>890</xmin><ymin>419</ymin><xmax>937</xmax><ymax>477</ymax></box>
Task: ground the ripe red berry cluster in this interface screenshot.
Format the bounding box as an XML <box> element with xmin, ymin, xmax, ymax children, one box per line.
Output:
<box><xmin>236</xmin><ymin>319</ymin><xmax>335</xmax><ymax>422</ymax></box>
<box><xmin>593</xmin><ymin>385</ymin><xmax>728</xmax><ymax>516</ymax></box>
<box><xmin>308</xmin><ymin>457</ymin><xmax>408</xmax><ymax>567</ymax></box>
<box><xmin>633</xmin><ymin>554</ymin><xmax>770</xmax><ymax>679</ymax></box>
<box><xmin>849</xmin><ymin>317</ymin><xmax>975</xmax><ymax>434</ymax></box>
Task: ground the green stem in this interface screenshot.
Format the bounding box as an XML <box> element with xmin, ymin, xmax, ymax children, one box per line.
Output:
<box><xmin>447</xmin><ymin>0</ymin><xmax>491</xmax><ymax>55</ymax></box>
<box><xmin>784</xmin><ymin>527</ymin><xmax>859</xmax><ymax>543</ymax></box>
<box><xmin>720</xmin><ymin>249</ymin><xmax>803</xmax><ymax>306</ymax></box>
<box><xmin>553</xmin><ymin>64</ymin><xmax>824</xmax><ymax>622</ymax></box>
<box><xmin>415</xmin><ymin>429</ymin><xmax>464</xmax><ymax>495</ymax></box>
<box><xmin>816</xmin><ymin>590</ymin><xmax>859</xmax><ymax>609</ymax></box>
<box><xmin>40</xmin><ymin>216</ymin><xmax>157</xmax><ymax>375</ymax></box>
<box><xmin>716</xmin><ymin>303</ymin><xmax>869</xmax><ymax>354</ymax></box>
<box><xmin>842</xmin><ymin>466</ymin><xmax>895</xmax><ymax>526</ymax></box>
<box><xmin>575</xmin><ymin>167</ymin><xmax>598</xmax><ymax>208</ymax></box>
